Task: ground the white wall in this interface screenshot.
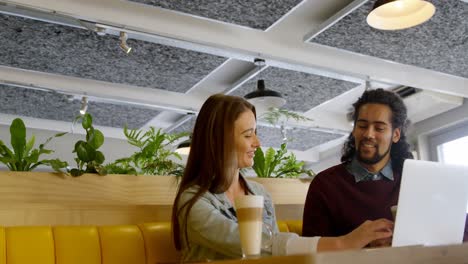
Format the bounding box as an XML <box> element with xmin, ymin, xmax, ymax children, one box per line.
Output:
<box><xmin>306</xmin><ymin>142</ymin><xmax>343</xmax><ymax>174</ymax></box>
<box><xmin>307</xmin><ymin>154</ymin><xmax>341</xmax><ymax>174</ymax></box>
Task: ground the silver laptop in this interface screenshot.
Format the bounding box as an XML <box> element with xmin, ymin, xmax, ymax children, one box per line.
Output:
<box><xmin>392</xmin><ymin>159</ymin><xmax>468</xmax><ymax>247</ymax></box>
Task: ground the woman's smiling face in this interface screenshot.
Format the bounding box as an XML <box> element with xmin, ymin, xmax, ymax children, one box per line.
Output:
<box><xmin>234</xmin><ymin>110</ymin><xmax>260</xmax><ymax>168</ymax></box>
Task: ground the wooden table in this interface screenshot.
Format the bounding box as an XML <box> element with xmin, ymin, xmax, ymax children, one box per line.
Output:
<box><xmin>203</xmin><ymin>243</ymin><xmax>468</xmax><ymax>264</ymax></box>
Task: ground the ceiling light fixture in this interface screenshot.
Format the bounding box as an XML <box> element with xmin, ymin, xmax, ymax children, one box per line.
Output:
<box><xmin>244</xmin><ymin>79</ymin><xmax>286</xmax><ymax>110</ymax></box>
<box><xmin>79</xmin><ymin>96</ymin><xmax>88</xmax><ymax>115</ymax></box>
<box><xmin>364</xmin><ymin>77</ymin><xmax>371</xmax><ymax>91</ymax></box>
<box><xmin>367</xmin><ymin>0</ymin><xmax>436</xmax><ymax>30</ymax></box>
<box><xmin>244</xmin><ymin>59</ymin><xmax>286</xmax><ymax>113</ymax></box>
<box><xmin>95</xmin><ymin>26</ymin><xmax>107</xmax><ymax>36</ymax></box>
<box><xmin>119</xmin><ymin>31</ymin><xmax>132</xmax><ymax>54</ymax></box>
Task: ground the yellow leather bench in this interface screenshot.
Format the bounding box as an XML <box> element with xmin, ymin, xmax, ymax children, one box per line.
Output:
<box><xmin>278</xmin><ymin>220</ymin><xmax>302</xmax><ymax>236</ymax></box>
<box><xmin>0</xmin><ymin>221</ymin><xmax>302</xmax><ymax>264</ymax></box>
<box><xmin>277</xmin><ymin>220</ymin><xmax>303</xmax><ymax>236</ymax></box>
<box><xmin>0</xmin><ymin>223</ymin><xmax>178</xmax><ymax>264</ymax></box>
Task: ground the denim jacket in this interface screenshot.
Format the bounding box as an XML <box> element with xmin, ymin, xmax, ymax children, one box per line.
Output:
<box><xmin>177</xmin><ymin>179</ymin><xmax>283</xmax><ymax>261</ymax></box>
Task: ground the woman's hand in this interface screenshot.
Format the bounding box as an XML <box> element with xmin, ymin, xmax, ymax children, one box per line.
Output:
<box><xmin>341</xmin><ymin>218</ymin><xmax>394</xmax><ymax>249</ymax></box>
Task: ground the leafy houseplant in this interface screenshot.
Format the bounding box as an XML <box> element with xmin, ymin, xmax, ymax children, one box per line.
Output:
<box><xmin>252</xmin><ymin>107</ymin><xmax>315</xmax><ymax>178</ymax></box>
<box><xmin>106</xmin><ymin>126</ymin><xmax>188</xmax><ymax>177</ymax></box>
<box><xmin>253</xmin><ymin>143</ymin><xmax>314</xmax><ymax>178</ymax></box>
<box><xmin>69</xmin><ymin>113</ymin><xmax>106</xmax><ymax>177</ymax></box>
<box><xmin>0</xmin><ymin>118</ymin><xmax>68</xmax><ymax>172</ymax></box>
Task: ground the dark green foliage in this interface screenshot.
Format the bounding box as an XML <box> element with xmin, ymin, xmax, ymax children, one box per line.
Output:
<box><xmin>0</xmin><ymin>118</ymin><xmax>68</xmax><ymax>172</ymax></box>
<box><xmin>69</xmin><ymin>114</ymin><xmax>106</xmax><ymax>177</ymax></box>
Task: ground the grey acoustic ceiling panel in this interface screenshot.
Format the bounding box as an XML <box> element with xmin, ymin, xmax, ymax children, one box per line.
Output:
<box><xmin>128</xmin><ymin>0</ymin><xmax>303</xmax><ymax>30</ymax></box>
<box><xmin>0</xmin><ymin>84</ymin><xmax>160</xmax><ymax>129</ymax></box>
<box><xmin>231</xmin><ymin>67</ymin><xmax>356</xmax><ymax>112</ymax></box>
<box><xmin>257</xmin><ymin>125</ymin><xmax>343</xmax><ymax>151</ymax></box>
<box><xmin>0</xmin><ymin>14</ymin><xmax>226</xmax><ymax>92</ymax></box>
<box><xmin>310</xmin><ymin>0</ymin><xmax>468</xmax><ymax>78</ymax></box>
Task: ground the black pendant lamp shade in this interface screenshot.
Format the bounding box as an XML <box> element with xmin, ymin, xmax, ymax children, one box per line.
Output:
<box><xmin>244</xmin><ymin>80</ymin><xmax>286</xmax><ymax>109</ymax></box>
<box><xmin>367</xmin><ymin>0</ymin><xmax>435</xmax><ymax>30</ymax></box>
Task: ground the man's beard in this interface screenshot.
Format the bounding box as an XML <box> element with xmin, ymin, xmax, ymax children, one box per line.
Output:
<box><xmin>356</xmin><ymin>142</ymin><xmax>391</xmax><ymax>165</ymax></box>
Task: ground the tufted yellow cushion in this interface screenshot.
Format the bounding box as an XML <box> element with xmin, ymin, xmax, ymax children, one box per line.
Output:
<box><xmin>285</xmin><ymin>220</ymin><xmax>303</xmax><ymax>236</ymax></box>
<box><xmin>53</xmin><ymin>226</ymin><xmax>101</xmax><ymax>264</ymax></box>
<box><xmin>5</xmin><ymin>226</ymin><xmax>55</xmax><ymax>264</ymax></box>
<box><xmin>0</xmin><ymin>227</ymin><xmax>5</xmax><ymax>264</ymax></box>
<box><xmin>0</xmin><ymin>221</ymin><xmax>302</xmax><ymax>264</ymax></box>
<box><xmin>99</xmin><ymin>225</ymin><xmax>146</xmax><ymax>264</ymax></box>
<box><xmin>139</xmin><ymin>222</ymin><xmax>181</xmax><ymax>264</ymax></box>
<box><xmin>277</xmin><ymin>221</ymin><xmax>289</xmax><ymax>233</ymax></box>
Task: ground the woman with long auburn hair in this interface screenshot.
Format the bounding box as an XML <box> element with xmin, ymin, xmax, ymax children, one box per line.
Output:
<box><xmin>172</xmin><ymin>94</ymin><xmax>394</xmax><ymax>262</ymax></box>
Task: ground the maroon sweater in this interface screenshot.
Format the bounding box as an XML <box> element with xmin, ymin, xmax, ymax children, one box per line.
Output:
<box><xmin>302</xmin><ymin>163</ymin><xmax>468</xmax><ymax>242</ymax></box>
<box><xmin>302</xmin><ymin>163</ymin><xmax>401</xmax><ymax>237</ymax></box>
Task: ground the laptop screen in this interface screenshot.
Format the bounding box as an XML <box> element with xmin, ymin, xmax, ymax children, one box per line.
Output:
<box><xmin>392</xmin><ymin>159</ymin><xmax>468</xmax><ymax>247</ymax></box>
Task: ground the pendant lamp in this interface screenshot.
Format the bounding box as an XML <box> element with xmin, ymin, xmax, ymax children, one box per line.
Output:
<box><xmin>244</xmin><ymin>80</ymin><xmax>286</xmax><ymax>110</ymax></box>
<box><xmin>367</xmin><ymin>0</ymin><xmax>435</xmax><ymax>30</ymax></box>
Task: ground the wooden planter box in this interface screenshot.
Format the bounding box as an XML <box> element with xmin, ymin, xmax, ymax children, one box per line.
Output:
<box><xmin>0</xmin><ymin>171</ymin><xmax>311</xmax><ymax>226</ymax></box>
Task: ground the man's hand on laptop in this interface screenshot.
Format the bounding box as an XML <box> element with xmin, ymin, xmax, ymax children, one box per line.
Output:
<box><xmin>368</xmin><ymin>237</ymin><xmax>392</xmax><ymax>248</ymax></box>
<box><xmin>341</xmin><ymin>219</ymin><xmax>394</xmax><ymax>249</ymax></box>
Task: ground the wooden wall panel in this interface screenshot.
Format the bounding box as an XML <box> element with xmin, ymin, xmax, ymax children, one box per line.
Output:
<box><xmin>0</xmin><ymin>172</ymin><xmax>309</xmax><ymax>226</ymax></box>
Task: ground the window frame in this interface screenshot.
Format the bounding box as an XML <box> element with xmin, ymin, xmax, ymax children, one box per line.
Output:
<box><xmin>428</xmin><ymin>121</ymin><xmax>468</xmax><ymax>162</ymax></box>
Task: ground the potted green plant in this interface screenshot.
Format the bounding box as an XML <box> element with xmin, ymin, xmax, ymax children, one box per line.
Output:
<box><xmin>105</xmin><ymin>126</ymin><xmax>188</xmax><ymax>177</ymax></box>
<box><xmin>68</xmin><ymin>113</ymin><xmax>106</xmax><ymax>176</ymax></box>
<box><xmin>251</xmin><ymin>107</ymin><xmax>315</xmax><ymax>178</ymax></box>
<box><xmin>252</xmin><ymin>143</ymin><xmax>314</xmax><ymax>178</ymax></box>
<box><xmin>0</xmin><ymin>118</ymin><xmax>68</xmax><ymax>172</ymax></box>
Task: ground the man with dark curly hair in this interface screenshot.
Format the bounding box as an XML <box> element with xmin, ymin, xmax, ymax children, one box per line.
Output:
<box><xmin>302</xmin><ymin>88</ymin><xmax>414</xmax><ymax>246</ymax></box>
<box><xmin>303</xmin><ymin>88</ymin><xmax>468</xmax><ymax>245</ymax></box>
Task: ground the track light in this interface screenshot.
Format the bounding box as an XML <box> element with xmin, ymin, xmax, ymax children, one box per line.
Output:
<box><xmin>119</xmin><ymin>31</ymin><xmax>132</xmax><ymax>54</ymax></box>
<box><xmin>367</xmin><ymin>0</ymin><xmax>435</xmax><ymax>30</ymax></box>
<box><xmin>79</xmin><ymin>96</ymin><xmax>88</xmax><ymax>115</ymax></box>
<box><xmin>95</xmin><ymin>26</ymin><xmax>107</xmax><ymax>36</ymax></box>
<box><xmin>364</xmin><ymin>77</ymin><xmax>371</xmax><ymax>91</ymax></box>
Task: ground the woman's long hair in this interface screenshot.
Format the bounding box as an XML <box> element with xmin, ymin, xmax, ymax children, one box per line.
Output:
<box><xmin>172</xmin><ymin>94</ymin><xmax>256</xmax><ymax>250</ymax></box>
<box><xmin>341</xmin><ymin>88</ymin><xmax>413</xmax><ymax>175</ymax></box>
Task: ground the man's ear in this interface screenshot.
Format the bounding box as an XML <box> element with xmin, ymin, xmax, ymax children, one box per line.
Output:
<box><xmin>392</xmin><ymin>128</ymin><xmax>401</xmax><ymax>143</ymax></box>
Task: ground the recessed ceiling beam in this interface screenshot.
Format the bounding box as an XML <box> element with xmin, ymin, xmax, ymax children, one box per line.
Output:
<box><xmin>0</xmin><ymin>66</ymin><xmax>205</xmax><ymax>115</ymax></box>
